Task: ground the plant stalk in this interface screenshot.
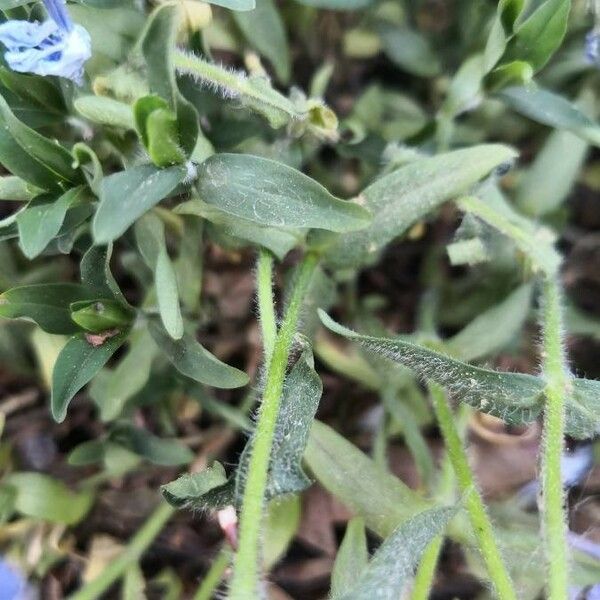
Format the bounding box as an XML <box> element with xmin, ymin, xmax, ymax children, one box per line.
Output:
<box><xmin>229</xmin><ymin>252</ymin><xmax>318</xmax><ymax>599</ymax></box>
<box><xmin>540</xmin><ymin>277</ymin><xmax>570</xmax><ymax>600</ymax></box>
<box><xmin>411</xmin><ymin>536</ymin><xmax>443</xmax><ymax>600</ymax></box>
<box><xmin>429</xmin><ymin>383</ymin><xmax>517</xmax><ymax>600</ymax></box>
<box><xmin>193</xmin><ymin>547</ymin><xmax>231</xmax><ymax>600</ymax></box>
<box><xmin>256</xmin><ymin>249</ymin><xmax>277</xmax><ymax>365</ymax></box>
<box><xmin>67</xmin><ymin>502</ymin><xmax>175</xmax><ymax>600</ymax></box>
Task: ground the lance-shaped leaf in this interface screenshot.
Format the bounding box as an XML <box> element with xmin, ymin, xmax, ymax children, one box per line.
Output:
<box><xmin>135</xmin><ymin>214</ymin><xmax>183</xmax><ymax>340</ymax></box>
<box><xmin>93</xmin><ymin>164</ymin><xmax>189</xmax><ymax>244</ymax></box>
<box><xmin>338</xmin><ymin>506</ymin><xmax>456</xmax><ymax>600</ymax></box>
<box><xmin>0</xmin><ymin>283</ymin><xmax>95</xmax><ymax>334</ymax></box>
<box><xmin>323</xmin><ymin>144</ymin><xmax>517</xmax><ymax>269</ymax></box>
<box><xmin>320</xmin><ymin>311</ymin><xmax>600</xmax><ymax>439</ymax></box>
<box><xmin>196</xmin><ymin>153</ymin><xmax>370</xmax><ymax>233</ymax></box>
<box><xmin>80</xmin><ymin>244</ymin><xmax>127</xmax><ymax>305</ymax></box>
<box><xmin>17</xmin><ymin>186</ymin><xmax>87</xmax><ymax>259</ymax></box>
<box><xmin>52</xmin><ymin>330</ymin><xmax>128</xmax><ymax>422</ymax></box>
<box><xmin>0</xmin><ymin>93</ymin><xmax>82</xmax><ymax>190</ymax></box>
<box><xmin>319</xmin><ymin>310</ymin><xmax>543</xmax><ymax>425</ymax></box>
<box><xmin>148</xmin><ymin>319</ymin><xmax>249</xmax><ymax>389</ymax></box>
<box><xmin>305</xmin><ymin>420</ymin><xmax>433</xmax><ymax>538</ymax></box>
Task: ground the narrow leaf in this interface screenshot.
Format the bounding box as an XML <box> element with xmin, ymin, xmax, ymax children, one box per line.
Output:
<box><xmin>148</xmin><ymin>319</ymin><xmax>249</xmax><ymax>389</ymax></box>
<box><xmin>51</xmin><ymin>331</ymin><xmax>128</xmax><ymax>422</ymax></box>
<box><xmin>331</xmin><ymin>518</ymin><xmax>368</xmax><ymax>599</ymax></box>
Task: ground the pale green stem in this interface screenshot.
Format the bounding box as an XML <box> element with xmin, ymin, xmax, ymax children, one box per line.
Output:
<box><xmin>541</xmin><ymin>277</ymin><xmax>570</xmax><ymax>600</ymax></box>
<box><xmin>256</xmin><ymin>249</ymin><xmax>277</xmax><ymax>365</ymax></box>
<box><xmin>193</xmin><ymin>547</ymin><xmax>231</xmax><ymax>600</ymax></box>
<box><xmin>411</xmin><ymin>536</ymin><xmax>443</xmax><ymax>600</ymax></box>
<box><xmin>67</xmin><ymin>502</ymin><xmax>175</xmax><ymax>600</ymax></box>
<box><xmin>229</xmin><ymin>253</ymin><xmax>318</xmax><ymax>599</ymax></box>
<box><xmin>429</xmin><ymin>383</ymin><xmax>517</xmax><ymax>600</ymax></box>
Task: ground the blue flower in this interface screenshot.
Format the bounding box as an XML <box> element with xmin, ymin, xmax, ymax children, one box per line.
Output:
<box><xmin>0</xmin><ymin>0</ymin><xmax>91</xmax><ymax>84</ymax></box>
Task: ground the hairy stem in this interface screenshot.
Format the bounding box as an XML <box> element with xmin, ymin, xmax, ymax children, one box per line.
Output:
<box><xmin>429</xmin><ymin>383</ymin><xmax>517</xmax><ymax>600</ymax></box>
<box><xmin>256</xmin><ymin>249</ymin><xmax>277</xmax><ymax>365</ymax></box>
<box><xmin>67</xmin><ymin>502</ymin><xmax>174</xmax><ymax>600</ymax></box>
<box><xmin>230</xmin><ymin>253</ymin><xmax>318</xmax><ymax>599</ymax></box>
<box><xmin>541</xmin><ymin>277</ymin><xmax>570</xmax><ymax>600</ymax></box>
<box><xmin>411</xmin><ymin>536</ymin><xmax>443</xmax><ymax>600</ymax></box>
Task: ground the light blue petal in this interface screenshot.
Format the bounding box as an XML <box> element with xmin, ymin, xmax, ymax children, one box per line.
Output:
<box><xmin>43</xmin><ymin>0</ymin><xmax>73</xmax><ymax>32</ymax></box>
<box><xmin>0</xmin><ymin>20</ymin><xmax>91</xmax><ymax>84</ymax></box>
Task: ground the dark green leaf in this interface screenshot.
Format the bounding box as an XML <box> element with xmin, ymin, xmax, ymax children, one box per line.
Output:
<box><xmin>148</xmin><ymin>319</ymin><xmax>249</xmax><ymax>389</ymax></box>
<box><xmin>0</xmin><ymin>93</ymin><xmax>82</xmax><ymax>190</ymax></box>
<box><xmin>92</xmin><ymin>164</ymin><xmax>189</xmax><ymax>244</ymax></box>
<box><xmin>80</xmin><ymin>244</ymin><xmax>128</xmax><ymax>305</ymax></box>
<box><xmin>197</xmin><ymin>154</ymin><xmax>370</xmax><ymax>233</ymax></box>
<box><xmin>0</xmin><ymin>283</ymin><xmax>95</xmax><ymax>334</ymax></box>
<box><xmin>162</xmin><ymin>462</ymin><xmax>231</xmax><ymax>510</ymax></box>
<box><xmin>17</xmin><ymin>187</ymin><xmax>87</xmax><ymax>259</ymax></box>
<box><xmin>142</xmin><ymin>4</ymin><xmax>198</xmax><ymax>156</ymax></box>
<box><xmin>51</xmin><ymin>331</ymin><xmax>128</xmax><ymax>422</ymax></box>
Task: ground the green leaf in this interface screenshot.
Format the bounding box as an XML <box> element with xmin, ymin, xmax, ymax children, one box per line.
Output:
<box><xmin>90</xmin><ymin>328</ymin><xmax>157</xmax><ymax>421</ymax></box>
<box><xmin>142</xmin><ymin>4</ymin><xmax>199</xmax><ymax>157</ymax></box>
<box><xmin>148</xmin><ymin>319</ymin><xmax>249</xmax><ymax>389</ymax></box>
<box><xmin>233</xmin><ymin>0</ymin><xmax>290</xmax><ymax>82</ymax></box>
<box><xmin>74</xmin><ymin>95</ymin><xmax>135</xmax><ymax>130</ymax></box>
<box><xmin>446</xmin><ymin>283</ymin><xmax>533</xmax><ymax>362</ymax></box>
<box><xmin>323</xmin><ymin>144</ymin><xmax>517</xmax><ymax>269</ymax></box>
<box><xmin>0</xmin><ymin>175</ymin><xmax>36</xmax><ymax>201</ymax></box>
<box><xmin>51</xmin><ymin>331</ymin><xmax>128</xmax><ymax>422</ymax></box>
<box><xmin>331</xmin><ymin>518</ymin><xmax>368</xmax><ymax>599</ymax></box>
<box><xmin>162</xmin><ymin>462</ymin><xmax>231</xmax><ymax>509</ymax></box>
<box><xmin>92</xmin><ymin>164</ymin><xmax>189</xmax><ymax>244</ymax></box>
<box><xmin>135</xmin><ymin>214</ymin><xmax>184</xmax><ymax>339</ymax></box>
<box><xmin>176</xmin><ymin>197</ymin><xmax>301</xmax><ymax>260</ymax></box>
<box><xmin>5</xmin><ymin>473</ymin><xmax>93</xmax><ymax>525</ymax></box>
<box><xmin>0</xmin><ymin>283</ymin><xmax>95</xmax><ymax>334</ymax></box>
<box><xmin>134</xmin><ymin>95</ymin><xmax>186</xmax><ymax>167</ymax></box>
<box><xmin>111</xmin><ymin>423</ymin><xmax>193</xmax><ymax>466</ymax></box>
<box><xmin>70</xmin><ymin>299</ymin><xmax>134</xmax><ymax>333</ymax></box>
<box><xmin>0</xmin><ymin>68</ymin><xmax>65</xmax><ymax>115</ymax></box>
<box><xmin>499</xmin><ymin>86</ymin><xmax>600</xmax><ymax>146</ymax></box>
<box><xmin>80</xmin><ymin>244</ymin><xmax>128</xmax><ymax>305</ymax></box>
<box><xmin>319</xmin><ymin>311</ymin><xmax>543</xmax><ymax>425</ymax></box>
<box><xmin>504</xmin><ymin>0</ymin><xmax>570</xmax><ymax>71</ymax></box>
<box><xmin>0</xmin><ymin>93</ymin><xmax>82</xmax><ymax>190</ymax></box>
<box><xmin>304</xmin><ymin>420</ymin><xmax>432</xmax><ymax>538</ymax></box>
<box><xmin>196</xmin><ymin>154</ymin><xmax>370</xmax><ymax>233</ymax></box>
<box><xmin>17</xmin><ymin>187</ymin><xmax>87</xmax><ymax>259</ymax></box>
<box><xmin>377</xmin><ymin>24</ymin><xmax>441</xmax><ymax>78</ymax></box>
<box><xmin>340</xmin><ymin>507</ymin><xmax>456</xmax><ymax>600</ymax></box>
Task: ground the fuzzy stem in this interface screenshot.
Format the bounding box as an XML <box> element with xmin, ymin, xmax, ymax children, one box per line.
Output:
<box><xmin>230</xmin><ymin>253</ymin><xmax>318</xmax><ymax>599</ymax></box>
<box><xmin>193</xmin><ymin>547</ymin><xmax>231</xmax><ymax>600</ymax></box>
<box><xmin>256</xmin><ymin>249</ymin><xmax>277</xmax><ymax>365</ymax></box>
<box><xmin>67</xmin><ymin>502</ymin><xmax>174</xmax><ymax>600</ymax></box>
<box><xmin>429</xmin><ymin>383</ymin><xmax>517</xmax><ymax>600</ymax></box>
<box><xmin>411</xmin><ymin>536</ymin><xmax>443</xmax><ymax>600</ymax></box>
<box><xmin>540</xmin><ymin>277</ymin><xmax>570</xmax><ymax>600</ymax></box>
